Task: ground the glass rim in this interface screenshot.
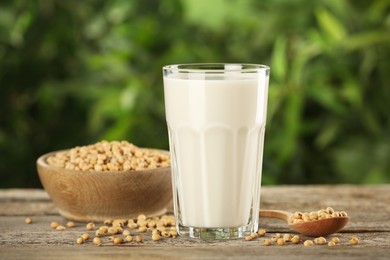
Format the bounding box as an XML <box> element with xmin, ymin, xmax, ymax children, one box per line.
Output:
<box><xmin>163</xmin><ymin>63</ymin><xmax>269</xmax><ymax>73</ymax></box>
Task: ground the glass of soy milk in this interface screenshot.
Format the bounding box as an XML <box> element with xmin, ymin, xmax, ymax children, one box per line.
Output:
<box><xmin>163</xmin><ymin>64</ymin><xmax>270</xmax><ymax>239</ymax></box>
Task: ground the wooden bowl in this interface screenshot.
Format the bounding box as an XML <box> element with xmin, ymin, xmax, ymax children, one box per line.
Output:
<box><xmin>37</xmin><ymin>149</ymin><xmax>172</xmax><ymax>222</ymax></box>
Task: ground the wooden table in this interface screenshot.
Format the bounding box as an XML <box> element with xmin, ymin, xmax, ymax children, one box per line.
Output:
<box><xmin>0</xmin><ymin>185</ymin><xmax>389</xmax><ymax>259</ymax></box>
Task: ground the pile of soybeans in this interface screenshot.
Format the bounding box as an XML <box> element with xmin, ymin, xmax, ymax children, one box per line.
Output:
<box><xmin>46</xmin><ymin>140</ymin><xmax>170</xmax><ymax>172</ymax></box>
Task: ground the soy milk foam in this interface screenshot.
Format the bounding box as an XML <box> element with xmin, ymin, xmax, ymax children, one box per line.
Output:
<box><xmin>164</xmin><ymin>72</ymin><xmax>268</xmax><ymax>228</ymax></box>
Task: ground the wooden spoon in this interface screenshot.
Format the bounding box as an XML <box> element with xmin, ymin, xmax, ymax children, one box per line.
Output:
<box><xmin>259</xmin><ymin>210</ymin><xmax>349</xmax><ymax>237</ymax></box>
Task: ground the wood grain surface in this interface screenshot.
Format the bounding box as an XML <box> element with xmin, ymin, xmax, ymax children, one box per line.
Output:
<box><xmin>0</xmin><ymin>185</ymin><xmax>389</xmax><ymax>259</ymax></box>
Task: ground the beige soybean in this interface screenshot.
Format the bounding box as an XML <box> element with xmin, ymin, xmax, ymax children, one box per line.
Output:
<box><xmin>108</xmin><ymin>227</ymin><xmax>119</xmax><ymax>235</ymax></box>
<box><xmin>291</xmin><ymin>235</ymin><xmax>301</xmax><ymax>244</ymax></box>
<box><xmin>309</xmin><ymin>211</ymin><xmax>318</xmax><ymax>220</ymax></box>
<box><xmin>258</xmin><ymin>229</ymin><xmax>266</xmax><ymax>236</ymax></box>
<box><xmin>86</xmin><ymin>223</ymin><xmax>95</xmax><ymax>231</ymax></box>
<box><xmin>137</xmin><ymin>220</ymin><xmax>147</xmax><ymax>227</ymax></box>
<box><xmin>302</xmin><ymin>213</ymin><xmax>310</xmax><ymax>222</ymax></box>
<box><xmin>113</xmin><ymin>237</ymin><xmax>123</xmax><ymax>245</ymax></box>
<box><xmin>277</xmin><ymin>238</ymin><xmax>285</xmax><ymax>246</ymax></box>
<box><xmin>66</xmin><ymin>221</ymin><xmax>76</xmax><ymax>228</ymax></box>
<box><xmin>99</xmin><ymin>226</ymin><xmax>109</xmax><ymax>233</ymax></box>
<box><xmin>326</xmin><ymin>207</ymin><xmax>334</xmax><ymax>214</ymax></box>
<box><xmin>95</xmin><ymin>229</ymin><xmax>105</xmax><ymax>237</ymax></box>
<box><xmin>263</xmin><ymin>239</ymin><xmax>272</xmax><ymax>246</ymax></box>
<box><xmin>116</xmin><ymin>226</ymin><xmax>123</xmax><ymax>233</ymax></box>
<box><xmin>25</xmin><ymin>217</ymin><xmax>32</xmax><ymax>224</ymax></box>
<box><xmin>93</xmin><ymin>237</ymin><xmax>102</xmax><ymax>246</ymax></box>
<box><xmin>293</xmin><ymin>218</ymin><xmax>304</xmax><ymax>224</ymax></box>
<box><xmin>128</xmin><ymin>223</ymin><xmax>138</xmax><ymax>229</ymax></box>
<box><xmin>304</xmin><ymin>240</ymin><xmax>314</xmax><ymax>247</ymax></box>
<box><xmin>135</xmin><ymin>235</ymin><xmax>143</xmax><ymax>243</ymax></box>
<box><xmin>340</xmin><ymin>211</ymin><xmax>348</xmax><ymax>217</ymax></box>
<box><xmin>152</xmin><ymin>233</ymin><xmax>161</xmax><ymax>241</ymax></box>
<box><xmin>112</xmin><ymin>219</ymin><xmax>126</xmax><ymax>227</ymax></box>
<box><xmin>349</xmin><ymin>236</ymin><xmax>359</xmax><ymax>245</ymax></box>
<box><xmin>50</xmin><ymin>221</ymin><xmax>60</xmax><ymax>229</ymax></box>
<box><xmin>82</xmin><ymin>233</ymin><xmax>90</xmax><ymax>241</ymax></box>
<box><xmin>138</xmin><ymin>226</ymin><xmax>147</xmax><ymax>233</ymax></box>
<box><xmin>148</xmin><ymin>221</ymin><xmax>157</xmax><ymax>228</ymax></box>
<box><xmin>104</xmin><ymin>219</ymin><xmax>113</xmax><ymax>225</ymax></box>
<box><xmin>161</xmin><ymin>231</ymin><xmax>170</xmax><ymax>238</ymax></box>
<box><xmin>169</xmin><ymin>230</ymin><xmax>178</xmax><ymax>237</ymax></box>
<box><xmin>283</xmin><ymin>233</ymin><xmax>292</xmax><ymax>242</ymax></box>
<box><xmin>331</xmin><ymin>237</ymin><xmax>341</xmax><ymax>244</ymax></box>
<box><xmin>157</xmin><ymin>226</ymin><xmax>166</xmax><ymax>232</ymax></box>
<box><xmin>271</xmin><ymin>235</ymin><xmax>279</xmax><ymax>243</ymax></box>
<box><xmin>294</xmin><ymin>212</ymin><xmax>303</xmax><ymax>218</ymax></box>
<box><xmin>76</xmin><ymin>237</ymin><xmax>84</xmax><ymax>244</ymax></box>
<box><xmin>56</xmin><ymin>225</ymin><xmax>66</xmax><ymax>231</ymax></box>
<box><xmin>137</xmin><ymin>214</ymin><xmax>147</xmax><ymax>220</ymax></box>
<box><xmin>314</xmin><ymin>237</ymin><xmax>327</xmax><ymax>245</ymax></box>
<box><xmin>245</xmin><ymin>236</ymin><xmax>253</xmax><ymax>241</ymax></box>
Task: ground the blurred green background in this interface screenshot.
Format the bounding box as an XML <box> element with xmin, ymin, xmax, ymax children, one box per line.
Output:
<box><xmin>1</xmin><ymin>0</ymin><xmax>389</xmax><ymax>188</ymax></box>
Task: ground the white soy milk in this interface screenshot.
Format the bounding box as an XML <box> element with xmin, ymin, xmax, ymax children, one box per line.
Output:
<box><xmin>164</xmin><ymin>73</ymin><xmax>268</xmax><ymax>228</ymax></box>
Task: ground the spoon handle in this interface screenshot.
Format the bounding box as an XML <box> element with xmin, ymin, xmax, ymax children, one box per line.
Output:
<box><xmin>259</xmin><ymin>209</ymin><xmax>292</xmax><ymax>222</ymax></box>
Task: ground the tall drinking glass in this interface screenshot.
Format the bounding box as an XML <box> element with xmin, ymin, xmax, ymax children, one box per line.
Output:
<box><xmin>163</xmin><ymin>64</ymin><xmax>270</xmax><ymax>239</ymax></box>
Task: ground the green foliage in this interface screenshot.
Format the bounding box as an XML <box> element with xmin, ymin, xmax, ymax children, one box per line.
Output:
<box><xmin>0</xmin><ymin>0</ymin><xmax>389</xmax><ymax>187</ymax></box>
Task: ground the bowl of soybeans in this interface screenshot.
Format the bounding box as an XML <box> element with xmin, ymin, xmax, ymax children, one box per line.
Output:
<box><xmin>37</xmin><ymin>140</ymin><xmax>172</xmax><ymax>222</ymax></box>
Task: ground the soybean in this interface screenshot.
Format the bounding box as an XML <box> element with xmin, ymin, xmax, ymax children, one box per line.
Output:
<box><xmin>125</xmin><ymin>235</ymin><xmax>133</xmax><ymax>242</ymax></box>
<box><xmin>56</xmin><ymin>225</ymin><xmax>66</xmax><ymax>231</ymax></box>
<box><xmin>314</xmin><ymin>237</ymin><xmax>327</xmax><ymax>245</ymax></box>
<box><xmin>304</xmin><ymin>240</ymin><xmax>314</xmax><ymax>247</ymax></box>
<box><xmin>152</xmin><ymin>233</ymin><xmax>161</xmax><ymax>241</ymax></box>
<box><xmin>122</xmin><ymin>230</ymin><xmax>131</xmax><ymax>236</ymax></box>
<box><xmin>86</xmin><ymin>223</ymin><xmax>95</xmax><ymax>231</ymax></box>
<box><xmin>66</xmin><ymin>221</ymin><xmax>75</xmax><ymax>228</ymax></box>
<box><xmin>277</xmin><ymin>238</ymin><xmax>285</xmax><ymax>246</ymax></box>
<box><xmin>245</xmin><ymin>236</ymin><xmax>253</xmax><ymax>241</ymax></box>
<box><xmin>349</xmin><ymin>236</ymin><xmax>359</xmax><ymax>245</ymax></box>
<box><xmin>291</xmin><ymin>235</ymin><xmax>301</xmax><ymax>244</ymax></box>
<box><xmin>82</xmin><ymin>233</ymin><xmax>90</xmax><ymax>241</ymax></box>
<box><xmin>50</xmin><ymin>222</ymin><xmax>60</xmax><ymax>229</ymax></box>
<box><xmin>135</xmin><ymin>235</ymin><xmax>143</xmax><ymax>243</ymax></box>
<box><xmin>93</xmin><ymin>237</ymin><xmax>102</xmax><ymax>246</ymax></box>
<box><xmin>331</xmin><ymin>237</ymin><xmax>340</xmax><ymax>244</ymax></box>
<box><xmin>113</xmin><ymin>237</ymin><xmax>123</xmax><ymax>245</ymax></box>
<box><xmin>258</xmin><ymin>229</ymin><xmax>266</xmax><ymax>236</ymax></box>
<box><xmin>263</xmin><ymin>239</ymin><xmax>271</xmax><ymax>246</ymax></box>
